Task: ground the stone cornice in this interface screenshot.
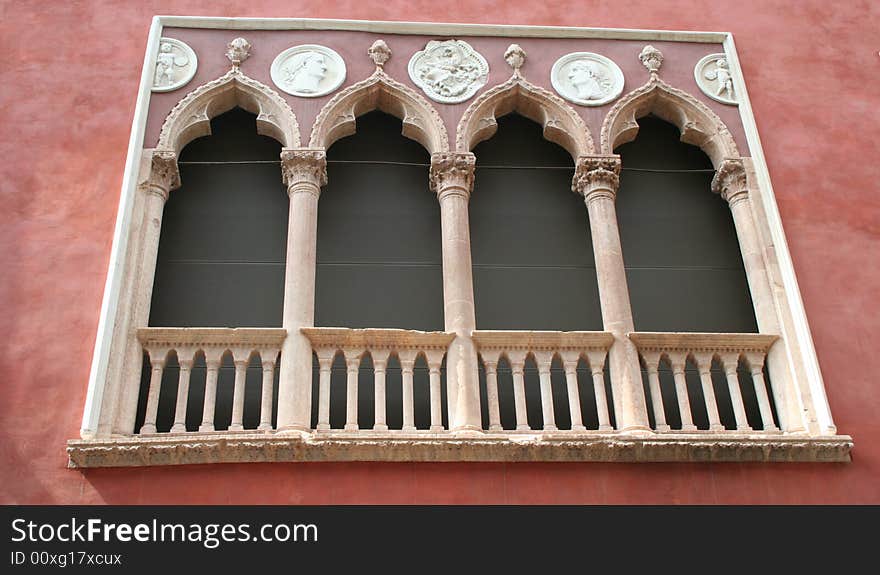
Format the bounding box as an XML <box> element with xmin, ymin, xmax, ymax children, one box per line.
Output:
<box><xmin>67</xmin><ymin>432</ymin><xmax>854</xmax><ymax>467</ymax></box>
<box><xmin>429</xmin><ymin>152</ymin><xmax>476</xmax><ymax>197</ymax></box>
<box><xmin>628</xmin><ymin>331</ymin><xmax>778</xmax><ymax>354</ymax></box>
<box><xmin>473</xmin><ymin>330</ymin><xmax>614</xmax><ymax>352</ymax></box>
<box><xmin>137</xmin><ymin>327</ymin><xmax>288</xmax><ymax>348</ymax></box>
<box><xmin>280</xmin><ymin>148</ymin><xmax>328</xmax><ymax>190</ymax></box>
<box><xmin>301</xmin><ymin>327</ymin><xmax>455</xmax><ymax>351</ymax></box>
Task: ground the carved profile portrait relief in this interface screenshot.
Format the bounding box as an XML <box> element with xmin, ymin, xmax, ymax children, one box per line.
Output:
<box><xmin>550</xmin><ymin>52</ymin><xmax>624</xmax><ymax>106</ymax></box>
<box><xmin>408</xmin><ymin>40</ymin><xmax>489</xmax><ymax>103</ymax></box>
<box><xmin>151</xmin><ymin>38</ymin><xmax>198</xmax><ymax>92</ymax></box>
<box><xmin>271</xmin><ymin>45</ymin><xmax>346</xmax><ymax>98</ymax></box>
<box><xmin>695</xmin><ymin>53</ymin><xmax>738</xmax><ymax>105</ymax></box>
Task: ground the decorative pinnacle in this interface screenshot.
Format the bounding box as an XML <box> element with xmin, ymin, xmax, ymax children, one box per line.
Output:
<box><xmin>226</xmin><ymin>37</ymin><xmax>252</xmax><ymax>69</ymax></box>
<box><xmin>504</xmin><ymin>44</ymin><xmax>526</xmax><ymax>75</ymax></box>
<box><xmin>369</xmin><ymin>39</ymin><xmax>392</xmax><ymax>69</ymax></box>
<box><xmin>639</xmin><ymin>45</ymin><xmax>664</xmax><ymax>75</ymax></box>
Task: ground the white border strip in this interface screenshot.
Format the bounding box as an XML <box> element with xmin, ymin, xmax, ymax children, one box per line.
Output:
<box><xmin>724</xmin><ymin>34</ymin><xmax>834</xmax><ymax>433</ymax></box>
<box><xmin>80</xmin><ymin>16</ymin><xmax>163</xmax><ymax>437</ymax></box>
<box><xmin>157</xmin><ymin>15</ymin><xmax>729</xmax><ymax>42</ymax></box>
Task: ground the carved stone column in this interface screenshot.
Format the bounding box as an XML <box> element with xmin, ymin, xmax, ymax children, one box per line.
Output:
<box><xmin>712</xmin><ymin>159</ymin><xmax>804</xmax><ymax>432</ymax></box>
<box><xmin>114</xmin><ymin>150</ymin><xmax>181</xmax><ymax>435</ymax></box>
<box><xmin>430</xmin><ymin>152</ymin><xmax>481</xmax><ymax>432</ymax></box>
<box><xmin>572</xmin><ymin>155</ymin><xmax>650</xmax><ymax>432</ymax></box>
<box><xmin>276</xmin><ymin>149</ymin><xmax>327</xmax><ymax>433</ymax></box>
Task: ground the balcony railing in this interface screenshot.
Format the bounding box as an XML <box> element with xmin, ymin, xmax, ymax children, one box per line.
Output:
<box><xmin>66</xmin><ymin>327</ymin><xmax>852</xmax><ymax>466</ymax></box>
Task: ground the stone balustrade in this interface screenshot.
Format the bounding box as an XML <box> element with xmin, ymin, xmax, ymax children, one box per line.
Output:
<box><xmin>472</xmin><ymin>330</ymin><xmax>615</xmax><ymax>432</ymax></box>
<box><xmin>301</xmin><ymin>327</ymin><xmax>456</xmax><ymax>433</ymax></box>
<box><xmin>137</xmin><ymin>327</ymin><xmax>287</xmax><ymax>434</ymax></box>
<box><xmin>629</xmin><ymin>332</ymin><xmax>780</xmax><ymax>433</ymax></box>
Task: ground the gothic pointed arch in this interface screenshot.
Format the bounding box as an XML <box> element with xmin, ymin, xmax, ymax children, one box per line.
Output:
<box><xmin>308</xmin><ymin>68</ymin><xmax>449</xmax><ymax>154</ymax></box>
<box><xmin>600</xmin><ymin>75</ymin><xmax>739</xmax><ymax>167</ymax></box>
<box><xmin>157</xmin><ymin>68</ymin><xmax>301</xmax><ymax>154</ymax></box>
<box><xmin>456</xmin><ymin>74</ymin><xmax>595</xmax><ymax>160</ymax></box>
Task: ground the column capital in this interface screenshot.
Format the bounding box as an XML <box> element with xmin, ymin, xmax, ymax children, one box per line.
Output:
<box><xmin>146</xmin><ymin>150</ymin><xmax>181</xmax><ymax>200</ymax></box>
<box><xmin>572</xmin><ymin>155</ymin><xmax>621</xmax><ymax>201</ymax></box>
<box><xmin>429</xmin><ymin>152</ymin><xmax>476</xmax><ymax>199</ymax></box>
<box><xmin>711</xmin><ymin>158</ymin><xmax>749</xmax><ymax>206</ymax></box>
<box><xmin>280</xmin><ymin>148</ymin><xmax>327</xmax><ymax>193</ymax></box>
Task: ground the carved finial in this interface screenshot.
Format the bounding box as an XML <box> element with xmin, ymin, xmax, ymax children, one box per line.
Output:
<box><xmin>504</xmin><ymin>44</ymin><xmax>526</xmax><ymax>75</ymax></box>
<box><xmin>226</xmin><ymin>37</ymin><xmax>252</xmax><ymax>69</ymax></box>
<box><xmin>369</xmin><ymin>40</ymin><xmax>392</xmax><ymax>69</ymax></box>
<box><xmin>639</xmin><ymin>45</ymin><xmax>664</xmax><ymax>75</ymax></box>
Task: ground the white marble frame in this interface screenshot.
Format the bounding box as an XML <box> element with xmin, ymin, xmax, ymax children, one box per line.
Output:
<box><xmin>77</xmin><ymin>17</ymin><xmax>841</xmax><ymax>456</ymax></box>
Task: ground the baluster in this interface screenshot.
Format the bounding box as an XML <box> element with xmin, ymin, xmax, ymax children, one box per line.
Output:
<box><xmin>483</xmin><ymin>352</ymin><xmax>503</xmax><ymax>431</ymax></box>
<box><xmin>399</xmin><ymin>350</ymin><xmax>417</xmax><ymax>432</ymax></box>
<box><xmin>199</xmin><ymin>350</ymin><xmax>223</xmax><ymax>432</ymax></box>
<box><xmin>229</xmin><ymin>351</ymin><xmax>250</xmax><ymax>431</ymax></box>
<box><xmin>535</xmin><ymin>351</ymin><xmax>557</xmax><ymax>431</ymax></box>
<box><xmin>373</xmin><ymin>351</ymin><xmax>389</xmax><ymax>431</ymax></box>
<box><xmin>669</xmin><ymin>352</ymin><xmax>697</xmax><ymax>431</ymax></box>
<box><xmin>170</xmin><ymin>349</ymin><xmax>194</xmax><ymax>433</ymax></box>
<box><xmin>344</xmin><ymin>349</ymin><xmax>362</xmax><ymax>431</ymax></box>
<box><xmin>509</xmin><ymin>351</ymin><xmax>530</xmax><ymax>431</ymax></box>
<box><xmin>642</xmin><ymin>351</ymin><xmax>669</xmax><ymax>432</ymax></box>
<box><xmin>140</xmin><ymin>348</ymin><xmax>167</xmax><ymax>434</ymax></box>
<box><xmin>694</xmin><ymin>352</ymin><xmax>724</xmax><ymax>432</ymax></box>
<box><xmin>258</xmin><ymin>350</ymin><xmax>277</xmax><ymax>430</ymax></box>
<box><xmin>561</xmin><ymin>352</ymin><xmax>585</xmax><ymax>432</ymax></box>
<box><xmin>746</xmin><ymin>352</ymin><xmax>779</xmax><ymax>432</ymax></box>
<box><xmin>427</xmin><ymin>351</ymin><xmax>445</xmax><ymax>431</ymax></box>
<box><xmin>588</xmin><ymin>351</ymin><xmax>613</xmax><ymax>431</ymax></box>
<box><xmin>316</xmin><ymin>350</ymin><xmax>334</xmax><ymax>431</ymax></box>
<box><xmin>720</xmin><ymin>353</ymin><xmax>752</xmax><ymax>431</ymax></box>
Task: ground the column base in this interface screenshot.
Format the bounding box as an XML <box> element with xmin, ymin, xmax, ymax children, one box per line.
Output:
<box><xmin>228</xmin><ymin>424</ymin><xmax>244</xmax><ymax>432</ymax></box>
<box><xmin>655</xmin><ymin>424</ymin><xmax>672</xmax><ymax>432</ymax></box>
<box><xmin>258</xmin><ymin>423</ymin><xmax>273</xmax><ymax>431</ymax></box>
<box><xmin>543</xmin><ymin>425</ymin><xmax>559</xmax><ymax>431</ymax></box>
<box><xmin>709</xmin><ymin>424</ymin><xmax>726</xmax><ymax>432</ymax></box>
<box><xmin>198</xmin><ymin>424</ymin><xmax>215</xmax><ymax>432</ymax></box>
<box><xmin>316</xmin><ymin>423</ymin><xmax>331</xmax><ymax>431</ymax></box>
<box><xmin>344</xmin><ymin>424</ymin><xmax>359</xmax><ymax>432</ymax></box>
<box><xmin>139</xmin><ymin>424</ymin><xmax>157</xmax><ymax>434</ymax></box>
<box><xmin>402</xmin><ymin>425</ymin><xmax>417</xmax><ymax>432</ymax></box>
<box><xmin>571</xmin><ymin>425</ymin><xmax>586</xmax><ymax>432</ymax></box>
<box><xmin>275</xmin><ymin>425</ymin><xmax>311</xmax><ymax>436</ymax></box>
<box><xmin>170</xmin><ymin>423</ymin><xmax>186</xmax><ymax>433</ymax></box>
<box><xmin>488</xmin><ymin>425</ymin><xmax>503</xmax><ymax>432</ymax></box>
<box><xmin>516</xmin><ymin>424</ymin><xmax>531</xmax><ymax>431</ymax></box>
<box><xmin>429</xmin><ymin>425</ymin><xmax>445</xmax><ymax>432</ymax></box>
<box><xmin>680</xmin><ymin>424</ymin><xmax>698</xmax><ymax>432</ymax></box>
<box><xmin>598</xmin><ymin>425</ymin><xmax>614</xmax><ymax>432</ymax></box>
<box><xmin>373</xmin><ymin>424</ymin><xmax>389</xmax><ymax>432</ymax></box>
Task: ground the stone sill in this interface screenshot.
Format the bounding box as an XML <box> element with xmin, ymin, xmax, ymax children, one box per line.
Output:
<box><xmin>67</xmin><ymin>431</ymin><xmax>853</xmax><ymax>467</ymax></box>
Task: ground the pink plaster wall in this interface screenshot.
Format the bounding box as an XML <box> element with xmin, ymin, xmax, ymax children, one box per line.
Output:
<box><xmin>1</xmin><ymin>0</ymin><xmax>878</xmax><ymax>504</ymax></box>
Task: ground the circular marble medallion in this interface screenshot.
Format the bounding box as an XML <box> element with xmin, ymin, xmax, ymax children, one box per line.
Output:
<box><xmin>408</xmin><ymin>40</ymin><xmax>489</xmax><ymax>104</ymax></box>
<box><xmin>695</xmin><ymin>53</ymin><xmax>738</xmax><ymax>105</ymax></box>
<box><xmin>550</xmin><ymin>52</ymin><xmax>624</xmax><ymax>106</ymax></box>
<box><xmin>270</xmin><ymin>45</ymin><xmax>347</xmax><ymax>98</ymax></box>
<box><xmin>151</xmin><ymin>38</ymin><xmax>198</xmax><ymax>93</ymax></box>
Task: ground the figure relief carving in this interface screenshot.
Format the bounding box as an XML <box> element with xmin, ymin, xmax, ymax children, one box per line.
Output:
<box><xmin>408</xmin><ymin>40</ymin><xmax>489</xmax><ymax>103</ymax></box>
<box><xmin>429</xmin><ymin>152</ymin><xmax>476</xmax><ymax>196</ymax></box>
<box><xmin>551</xmin><ymin>52</ymin><xmax>625</xmax><ymax>106</ymax></box>
<box><xmin>280</xmin><ymin>149</ymin><xmax>328</xmax><ymax>190</ymax></box>
<box><xmin>572</xmin><ymin>155</ymin><xmax>621</xmax><ymax>198</ymax></box>
<box><xmin>152</xmin><ymin>38</ymin><xmax>198</xmax><ymax>92</ymax></box>
<box><xmin>711</xmin><ymin>159</ymin><xmax>749</xmax><ymax>204</ymax></box>
<box><xmin>271</xmin><ymin>45</ymin><xmax>346</xmax><ymax>98</ymax></box>
<box><xmin>369</xmin><ymin>40</ymin><xmax>392</xmax><ymax>69</ymax></box>
<box><xmin>504</xmin><ymin>44</ymin><xmax>526</xmax><ymax>75</ymax></box>
<box><xmin>695</xmin><ymin>53</ymin><xmax>738</xmax><ymax>105</ymax></box>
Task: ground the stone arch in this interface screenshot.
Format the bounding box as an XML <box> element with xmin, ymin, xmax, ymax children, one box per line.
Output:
<box><xmin>157</xmin><ymin>69</ymin><xmax>301</xmax><ymax>154</ymax></box>
<box><xmin>456</xmin><ymin>75</ymin><xmax>595</xmax><ymax>160</ymax></box>
<box><xmin>600</xmin><ymin>76</ymin><xmax>739</xmax><ymax>167</ymax></box>
<box><xmin>309</xmin><ymin>69</ymin><xmax>449</xmax><ymax>154</ymax></box>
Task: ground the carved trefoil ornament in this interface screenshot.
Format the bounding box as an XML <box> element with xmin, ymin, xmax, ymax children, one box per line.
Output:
<box><xmin>695</xmin><ymin>53</ymin><xmax>738</xmax><ymax>105</ymax></box>
<box><xmin>270</xmin><ymin>45</ymin><xmax>347</xmax><ymax>98</ymax></box>
<box><xmin>551</xmin><ymin>52</ymin><xmax>625</xmax><ymax>106</ymax></box>
<box><xmin>408</xmin><ymin>39</ymin><xmax>489</xmax><ymax>103</ymax></box>
<box><xmin>152</xmin><ymin>38</ymin><xmax>198</xmax><ymax>92</ymax></box>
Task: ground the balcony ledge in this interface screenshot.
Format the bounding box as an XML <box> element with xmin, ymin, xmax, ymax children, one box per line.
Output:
<box><xmin>67</xmin><ymin>431</ymin><xmax>853</xmax><ymax>468</ymax></box>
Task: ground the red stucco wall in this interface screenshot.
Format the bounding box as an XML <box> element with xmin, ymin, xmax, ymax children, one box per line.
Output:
<box><xmin>1</xmin><ymin>0</ymin><xmax>878</xmax><ymax>504</ymax></box>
